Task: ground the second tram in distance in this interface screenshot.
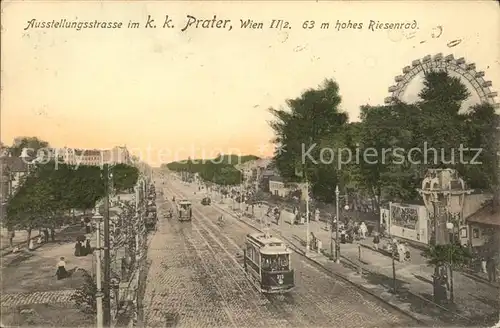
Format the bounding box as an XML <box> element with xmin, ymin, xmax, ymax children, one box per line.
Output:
<box><xmin>243</xmin><ymin>232</ymin><xmax>295</xmax><ymax>294</ymax></box>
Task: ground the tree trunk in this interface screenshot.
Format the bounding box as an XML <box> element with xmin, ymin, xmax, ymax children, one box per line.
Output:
<box><xmin>433</xmin><ymin>265</ymin><xmax>448</xmax><ymax>304</ymax></box>
<box><xmin>26</xmin><ymin>227</ymin><xmax>32</xmax><ymax>243</ymax></box>
<box><xmin>449</xmin><ymin>265</ymin><xmax>454</xmax><ymax>303</ymax></box>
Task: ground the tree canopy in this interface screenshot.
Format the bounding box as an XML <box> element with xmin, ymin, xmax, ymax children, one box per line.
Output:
<box><xmin>268</xmin><ymin>78</ymin><xmax>349</xmax><ymax>203</ymax></box>
<box><xmin>268</xmin><ymin>72</ymin><xmax>499</xmax><ymax>205</ymax></box>
<box><xmin>111</xmin><ymin>163</ymin><xmax>139</xmax><ymax>191</ymax></box>
<box><xmin>9</xmin><ymin>136</ymin><xmax>49</xmax><ymax>157</ymax></box>
<box><xmin>164</xmin><ymin>156</ymin><xmax>251</xmax><ymax>185</ymax></box>
<box><xmin>5</xmin><ymin>161</ymin><xmax>138</xmax><ymax>230</ymax></box>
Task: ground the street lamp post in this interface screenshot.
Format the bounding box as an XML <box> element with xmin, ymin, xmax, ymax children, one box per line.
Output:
<box><xmin>335</xmin><ymin>186</ymin><xmax>340</xmax><ymax>263</ymax></box>
<box><xmin>92</xmin><ymin>209</ymin><xmax>104</xmax><ymax>328</ymax></box>
<box><xmin>102</xmin><ymin>164</ymin><xmax>111</xmax><ymax>326</ymax></box>
<box><xmin>446</xmin><ymin>221</ymin><xmax>455</xmax><ymax>303</ymax></box>
<box><xmin>239</xmin><ymin>169</ymin><xmax>243</xmax><ymax>211</ymax></box>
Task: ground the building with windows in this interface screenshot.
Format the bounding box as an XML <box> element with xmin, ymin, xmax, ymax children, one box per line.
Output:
<box><xmin>55</xmin><ymin>146</ymin><xmax>131</xmax><ymax>167</ymax></box>
<box><xmin>269</xmin><ymin>176</ymin><xmax>289</xmax><ymax>197</ymax></box>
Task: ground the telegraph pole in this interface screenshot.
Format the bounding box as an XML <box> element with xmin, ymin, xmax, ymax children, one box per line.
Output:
<box><xmin>102</xmin><ymin>164</ymin><xmax>111</xmax><ymax>326</ymax></box>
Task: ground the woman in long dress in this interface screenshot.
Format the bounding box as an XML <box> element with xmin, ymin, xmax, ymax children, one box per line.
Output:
<box><xmin>56</xmin><ymin>257</ymin><xmax>68</xmax><ymax>280</ymax></box>
<box><xmin>74</xmin><ymin>241</ymin><xmax>82</xmax><ymax>257</ymax></box>
<box><xmin>85</xmin><ymin>239</ymin><xmax>92</xmax><ymax>255</ymax></box>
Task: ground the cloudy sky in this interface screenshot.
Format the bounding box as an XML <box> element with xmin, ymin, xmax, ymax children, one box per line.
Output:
<box><xmin>1</xmin><ymin>1</ymin><xmax>499</xmax><ymax>165</ymax></box>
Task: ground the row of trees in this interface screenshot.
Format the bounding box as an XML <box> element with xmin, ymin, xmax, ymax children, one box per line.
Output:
<box><xmin>269</xmin><ymin>72</ymin><xmax>499</xmax><ymax>304</ymax></box>
<box><xmin>269</xmin><ymin>72</ymin><xmax>499</xmax><ymax>208</ymax></box>
<box><xmin>5</xmin><ymin>157</ymin><xmax>139</xmax><ymax>239</ymax></box>
<box><xmin>164</xmin><ymin>155</ymin><xmax>259</xmax><ymax>185</ymax></box>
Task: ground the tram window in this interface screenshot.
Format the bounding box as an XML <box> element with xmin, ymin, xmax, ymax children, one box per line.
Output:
<box><xmin>247</xmin><ymin>245</ymin><xmax>253</xmax><ymax>260</ymax></box>
<box><xmin>261</xmin><ymin>254</ymin><xmax>289</xmax><ymax>271</ymax></box>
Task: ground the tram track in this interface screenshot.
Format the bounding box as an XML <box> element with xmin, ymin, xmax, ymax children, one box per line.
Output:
<box><xmin>167</xmin><ymin>187</ymin><xmax>308</xmax><ymax>327</ymax></box>
<box><xmin>165</xmin><ymin>180</ymin><xmax>420</xmax><ymax>327</ymax></box>
<box><xmin>166</xmin><ymin>185</ymin><xmax>391</xmax><ymax>326</ymax></box>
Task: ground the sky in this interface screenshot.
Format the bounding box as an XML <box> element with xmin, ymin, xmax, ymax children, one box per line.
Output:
<box><xmin>1</xmin><ymin>1</ymin><xmax>499</xmax><ymax>166</ymax></box>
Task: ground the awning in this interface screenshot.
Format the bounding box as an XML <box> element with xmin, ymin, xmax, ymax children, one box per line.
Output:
<box><xmin>466</xmin><ymin>203</ymin><xmax>500</xmax><ymax>227</ymax></box>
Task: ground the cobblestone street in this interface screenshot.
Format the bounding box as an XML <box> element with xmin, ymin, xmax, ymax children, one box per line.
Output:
<box><xmin>172</xmin><ymin>178</ymin><xmax>500</xmax><ymax>327</ymax></box>
<box><xmin>1</xmin><ymin>289</ymin><xmax>75</xmax><ymax>307</ymax></box>
<box><xmin>141</xmin><ymin>177</ymin><xmax>419</xmax><ymax>328</ymax></box>
<box><xmin>0</xmin><ymin>224</ymin><xmax>96</xmax><ymax>326</ymax></box>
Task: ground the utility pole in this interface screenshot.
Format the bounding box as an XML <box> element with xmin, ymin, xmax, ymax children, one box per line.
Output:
<box><xmin>239</xmin><ymin>170</ymin><xmax>243</xmax><ymax>210</ymax></box>
<box><xmin>102</xmin><ymin>164</ymin><xmax>111</xmax><ymax>326</ymax></box>
<box><xmin>335</xmin><ymin>185</ymin><xmax>340</xmax><ymax>263</ymax></box>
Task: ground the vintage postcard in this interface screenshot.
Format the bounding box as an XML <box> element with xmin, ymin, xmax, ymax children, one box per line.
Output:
<box><xmin>1</xmin><ymin>1</ymin><xmax>499</xmax><ymax>327</ymax></box>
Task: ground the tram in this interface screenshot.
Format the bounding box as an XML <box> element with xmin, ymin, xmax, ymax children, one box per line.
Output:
<box><xmin>243</xmin><ymin>232</ymin><xmax>295</xmax><ymax>294</ymax></box>
<box><xmin>177</xmin><ymin>200</ymin><xmax>192</xmax><ymax>221</ymax></box>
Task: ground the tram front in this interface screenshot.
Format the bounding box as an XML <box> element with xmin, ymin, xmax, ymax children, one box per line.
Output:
<box><xmin>260</xmin><ymin>248</ymin><xmax>294</xmax><ymax>293</ymax></box>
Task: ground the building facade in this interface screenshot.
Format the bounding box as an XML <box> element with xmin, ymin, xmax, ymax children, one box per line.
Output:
<box><xmin>269</xmin><ymin>176</ymin><xmax>289</xmax><ymax>197</ymax></box>
<box><xmin>380</xmin><ymin>193</ymin><xmax>496</xmax><ymax>247</ymax></box>
<box><xmin>55</xmin><ymin>146</ymin><xmax>131</xmax><ymax>167</ymax></box>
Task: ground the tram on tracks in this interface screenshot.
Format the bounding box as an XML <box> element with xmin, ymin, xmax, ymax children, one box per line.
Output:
<box><xmin>177</xmin><ymin>200</ymin><xmax>192</xmax><ymax>221</ymax></box>
<box><xmin>243</xmin><ymin>232</ymin><xmax>295</xmax><ymax>294</ymax></box>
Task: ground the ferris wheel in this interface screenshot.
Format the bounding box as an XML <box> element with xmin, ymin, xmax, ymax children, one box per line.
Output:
<box><xmin>384</xmin><ymin>53</ymin><xmax>499</xmax><ymax>109</ymax></box>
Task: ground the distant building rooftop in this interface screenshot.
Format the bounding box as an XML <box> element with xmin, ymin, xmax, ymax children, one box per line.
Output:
<box><xmin>467</xmin><ymin>202</ymin><xmax>500</xmax><ymax>227</ymax></box>
<box><xmin>269</xmin><ymin>176</ymin><xmax>284</xmax><ymax>182</ymax></box>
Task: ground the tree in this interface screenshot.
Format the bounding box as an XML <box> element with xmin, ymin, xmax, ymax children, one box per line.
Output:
<box><xmin>9</xmin><ymin>136</ymin><xmax>49</xmax><ymax>157</ymax></box>
<box><xmin>111</xmin><ymin>164</ymin><xmax>139</xmax><ymax>192</ymax></box>
<box><xmin>166</xmin><ymin>157</ymin><xmax>244</xmax><ymax>185</ymax></box>
<box><xmin>268</xmin><ymin>79</ymin><xmax>348</xmax><ymax>201</ymax></box>
<box><xmin>422</xmin><ymin>244</ymin><xmax>472</xmax><ymax>303</ymax></box>
<box><xmin>6</xmin><ymin>162</ymin><xmax>106</xmax><ymax>238</ymax></box>
<box><xmin>357</xmin><ymin>102</ymin><xmax>425</xmax><ymax>204</ymax></box>
<box><xmin>460</xmin><ymin>103</ymin><xmax>499</xmax><ymax>193</ymax></box>
<box><xmin>68</xmin><ymin>165</ymin><xmax>105</xmax><ymax>213</ymax></box>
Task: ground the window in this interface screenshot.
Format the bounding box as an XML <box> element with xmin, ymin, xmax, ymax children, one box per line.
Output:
<box><xmin>473</xmin><ymin>228</ymin><xmax>480</xmax><ymax>239</ymax></box>
<box><xmin>261</xmin><ymin>254</ymin><xmax>289</xmax><ymax>271</ymax></box>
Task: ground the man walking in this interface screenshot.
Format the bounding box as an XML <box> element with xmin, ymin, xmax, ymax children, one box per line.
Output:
<box><xmin>487</xmin><ymin>256</ymin><xmax>497</xmax><ymax>283</ymax></box>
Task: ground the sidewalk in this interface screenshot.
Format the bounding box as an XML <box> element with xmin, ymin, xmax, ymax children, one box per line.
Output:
<box><xmin>1</xmin><ymin>224</ymin><xmax>96</xmax><ymax>327</ymax></box>
<box><xmin>208</xmin><ymin>193</ymin><xmax>499</xmax><ymax>327</ymax></box>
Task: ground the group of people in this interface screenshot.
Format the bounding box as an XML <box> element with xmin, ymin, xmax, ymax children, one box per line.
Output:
<box><xmin>338</xmin><ymin>219</ymin><xmax>369</xmax><ymax>244</ymax></box>
<box><xmin>383</xmin><ymin>239</ymin><xmax>411</xmax><ymax>262</ymax></box>
<box><xmin>80</xmin><ymin>216</ymin><xmax>93</xmax><ymax>234</ymax></box>
<box><xmin>74</xmin><ymin>238</ymin><xmax>92</xmax><ymax>257</ymax></box>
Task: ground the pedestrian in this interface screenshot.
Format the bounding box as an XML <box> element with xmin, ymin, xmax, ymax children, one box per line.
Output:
<box><xmin>56</xmin><ymin>257</ymin><xmax>68</xmax><ymax>280</ymax></box>
<box><xmin>340</xmin><ymin>228</ymin><xmax>347</xmax><ymax>244</ymax></box>
<box><xmin>481</xmin><ymin>255</ymin><xmax>487</xmax><ymax>274</ymax></box>
<box><xmin>85</xmin><ymin>238</ymin><xmax>92</xmax><ymax>256</ymax></box>
<box><xmin>397</xmin><ymin>240</ymin><xmax>405</xmax><ymax>262</ymax></box>
<box><xmin>315</xmin><ymin>208</ymin><xmax>320</xmax><ymax>222</ymax></box>
<box><xmin>372</xmin><ymin>232</ymin><xmax>380</xmax><ymax>250</ymax></box>
<box><xmin>28</xmin><ymin>238</ymin><xmax>35</xmax><ymax>251</ymax></box>
<box><xmin>8</xmin><ymin>230</ymin><xmax>15</xmax><ymax>248</ymax></box>
<box><xmin>359</xmin><ymin>222</ymin><xmax>367</xmax><ymax>239</ymax></box>
<box><xmin>74</xmin><ymin>241</ymin><xmax>82</xmax><ymax>257</ymax></box>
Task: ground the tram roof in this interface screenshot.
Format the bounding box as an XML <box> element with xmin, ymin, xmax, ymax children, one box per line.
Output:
<box><xmin>246</xmin><ymin>233</ymin><xmax>292</xmax><ymax>255</ymax></box>
<box><xmin>260</xmin><ymin>245</ymin><xmax>292</xmax><ymax>255</ymax></box>
<box><xmin>247</xmin><ymin>232</ymin><xmax>283</xmax><ymax>245</ymax></box>
<box><xmin>178</xmin><ymin>200</ymin><xmax>191</xmax><ymax>205</ymax></box>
